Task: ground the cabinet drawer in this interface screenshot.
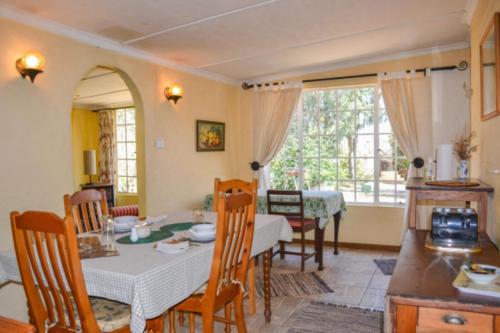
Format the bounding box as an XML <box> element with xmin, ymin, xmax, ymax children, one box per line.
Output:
<box><xmin>417</xmin><ymin>307</ymin><xmax>493</xmax><ymax>333</ymax></box>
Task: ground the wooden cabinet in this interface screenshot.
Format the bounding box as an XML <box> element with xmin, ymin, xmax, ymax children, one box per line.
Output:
<box><xmin>388</xmin><ymin>231</ymin><xmax>500</xmax><ymax>333</ymax></box>
<box><xmin>80</xmin><ymin>183</ymin><xmax>115</xmax><ymax>208</ymax></box>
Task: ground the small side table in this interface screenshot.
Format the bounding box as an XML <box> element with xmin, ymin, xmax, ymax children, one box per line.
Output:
<box><xmin>80</xmin><ymin>183</ymin><xmax>115</xmax><ymax>208</ymax></box>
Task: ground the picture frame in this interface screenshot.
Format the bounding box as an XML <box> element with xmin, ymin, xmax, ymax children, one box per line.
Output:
<box><xmin>196</xmin><ymin>120</ymin><xmax>225</xmax><ymax>152</ymax></box>
<box><xmin>480</xmin><ymin>12</ymin><xmax>500</xmax><ymax>121</ymax></box>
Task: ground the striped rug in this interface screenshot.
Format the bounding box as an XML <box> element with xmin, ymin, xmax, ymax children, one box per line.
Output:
<box><xmin>286</xmin><ymin>301</ymin><xmax>383</xmax><ymax>333</ymax></box>
<box><xmin>255</xmin><ymin>272</ymin><xmax>333</xmax><ymax>298</ymax></box>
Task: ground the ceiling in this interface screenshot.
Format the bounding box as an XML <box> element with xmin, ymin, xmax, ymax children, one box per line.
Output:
<box><xmin>73</xmin><ymin>67</ymin><xmax>133</xmax><ymax>109</ymax></box>
<box><xmin>2</xmin><ymin>0</ymin><xmax>472</xmax><ymax>82</ymax></box>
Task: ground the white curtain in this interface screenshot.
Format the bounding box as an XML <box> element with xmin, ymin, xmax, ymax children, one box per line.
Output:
<box><xmin>97</xmin><ymin>110</ymin><xmax>116</xmax><ymax>184</ymax></box>
<box><xmin>252</xmin><ymin>82</ymin><xmax>303</xmax><ymax>189</ymax></box>
<box><xmin>379</xmin><ymin>71</ymin><xmax>433</xmax><ymax>237</ymax></box>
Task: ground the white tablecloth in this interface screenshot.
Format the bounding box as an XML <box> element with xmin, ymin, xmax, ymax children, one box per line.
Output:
<box><xmin>0</xmin><ymin>211</ymin><xmax>291</xmax><ymax>333</ymax></box>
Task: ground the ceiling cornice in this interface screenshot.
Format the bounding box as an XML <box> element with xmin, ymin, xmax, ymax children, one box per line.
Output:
<box><xmin>244</xmin><ymin>42</ymin><xmax>470</xmax><ymax>84</ymax></box>
<box><xmin>0</xmin><ymin>3</ymin><xmax>239</xmax><ymax>85</ymax></box>
<box><xmin>463</xmin><ymin>0</ymin><xmax>479</xmax><ymax>25</ymax></box>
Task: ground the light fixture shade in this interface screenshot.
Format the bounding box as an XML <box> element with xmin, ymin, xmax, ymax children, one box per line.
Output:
<box><xmin>16</xmin><ymin>51</ymin><xmax>46</xmax><ymax>83</ymax></box>
<box><xmin>83</xmin><ymin>150</ymin><xmax>97</xmax><ymax>175</ymax></box>
<box><xmin>164</xmin><ymin>84</ymin><xmax>184</xmax><ymax>104</ymax></box>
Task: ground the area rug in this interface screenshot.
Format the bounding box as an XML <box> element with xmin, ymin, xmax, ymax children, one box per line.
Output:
<box><xmin>255</xmin><ymin>272</ymin><xmax>333</xmax><ymax>298</ymax></box>
<box><xmin>286</xmin><ymin>301</ymin><xmax>383</xmax><ymax>333</ymax></box>
<box><xmin>373</xmin><ymin>259</ymin><xmax>397</xmax><ymax>276</ymax></box>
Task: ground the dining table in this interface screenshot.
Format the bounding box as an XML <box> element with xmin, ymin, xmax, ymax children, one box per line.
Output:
<box><xmin>203</xmin><ymin>189</ymin><xmax>346</xmax><ymax>254</ymax></box>
<box><xmin>0</xmin><ymin>210</ymin><xmax>292</xmax><ymax>333</ymax></box>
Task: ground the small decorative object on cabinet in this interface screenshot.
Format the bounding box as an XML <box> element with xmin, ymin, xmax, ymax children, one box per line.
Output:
<box><xmin>80</xmin><ymin>183</ymin><xmax>115</xmax><ymax>208</ymax></box>
<box><xmin>453</xmin><ymin>131</ymin><xmax>477</xmax><ymax>180</ymax></box>
<box><xmin>196</xmin><ymin>120</ymin><xmax>225</xmax><ymax>152</ymax></box>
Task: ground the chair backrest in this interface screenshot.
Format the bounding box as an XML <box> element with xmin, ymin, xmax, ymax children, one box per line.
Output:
<box><xmin>212</xmin><ymin>178</ymin><xmax>259</xmax><ymax>212</ymax></box>
<box><xmin>204</xmin><ymin>185</ymin><xmax>257</xmax><ymax>305</ymax></box>
<box><xmin>267</xmin><ymin>190</ymin><xmax>304</xmax><ymax>219</ymax></box>
<box><xmin>64</xmin><ymin>189</ymin><xmax>108</xmax><ymax>233</ymax></box>
<box><xmin>10</xmin><ymin>211</ymin><xmax>101</xmax><ymax>333</ymax></box>
<box><xmin>0</xmin><ymin>316</ymin><xmax>35</xmax><ymax>333</ymax></box>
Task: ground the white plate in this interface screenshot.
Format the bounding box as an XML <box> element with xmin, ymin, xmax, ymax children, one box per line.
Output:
<box><xmin>189</xmin><ymin>231</ymin><xmax>215</xmax><ymax>242</ymax></box>
<box><xmin>115</xmin><ymin>216</ymin><xmax>138</xmax><ymax>224</ymax></box>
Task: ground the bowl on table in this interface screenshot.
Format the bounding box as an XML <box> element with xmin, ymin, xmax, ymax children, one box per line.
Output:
<box><xmin>134</xmin><ymin>224</ymin><xmax>152</xmax><ymax>239</ymax></box>
<box><xmin>114</xmin><ymin>216</ymin><xmax>138</xmax><ymax>233</ymax></box>
<box><xmin>461</xmin><ymin>264</ymin><xmax>500</xmax><ymax>284</ymax></box>
<box><xmin>189</xmin><ymin>224</ymin><xmax>215</xmax><ymax>241</ymax></box>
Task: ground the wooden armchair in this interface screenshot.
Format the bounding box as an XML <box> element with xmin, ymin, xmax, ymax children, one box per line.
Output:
<box><xmin>64</xmin><ymin>189</ymin><xmax>109</xmax><ymax>233</ymax></box>
<box><xmin>0</xmin><ymin>316</ymin><xmax>35</xmax><ymax>333</ymax></box>
<box><xmin>267</xmin><ymin>190</ymin><xmax>320</xmax><ymax>272</ymax></box>
<box><xmin>168</xmin><ymin>189</ymin><xmax>257</xmax><ymax>333</ymax></box>
<box><xmin>10</xmin><ymin>210</ymin><xmax>131</xmax><ymax>333</ymax></box>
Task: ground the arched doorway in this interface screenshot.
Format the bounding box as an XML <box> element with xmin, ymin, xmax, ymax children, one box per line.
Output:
<box><xmin>71</xmin><ymin>66</ymin><xmax>146</xmax><ymax>214</ymax></box>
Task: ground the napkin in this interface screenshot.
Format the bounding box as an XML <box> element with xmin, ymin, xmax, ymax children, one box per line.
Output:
<box><xmin>156</xmin><ymin>239</ymin><xmax>189</xmax><ymax>254</ymax></box>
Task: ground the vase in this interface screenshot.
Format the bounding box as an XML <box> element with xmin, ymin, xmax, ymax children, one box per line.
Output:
<box><xmin>457</xmin><ymin>160</ymin><xmax>469</xmax><ymax>180</ymax></box>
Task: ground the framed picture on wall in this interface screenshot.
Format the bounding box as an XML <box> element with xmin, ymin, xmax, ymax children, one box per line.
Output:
<box><xmin>480</xmin><ymin>12</ymin><xmax>500</xmax><ymax>121</ymax></box>
<box><xmin>196</xmin><ymin>120</ymin><xmax>225</xmax><ymax>152</ymax></box>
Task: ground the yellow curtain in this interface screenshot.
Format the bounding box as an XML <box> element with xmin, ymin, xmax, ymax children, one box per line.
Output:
<box><xmin>97</xmin><ymin>110</ymin><xmax>116</xmax><ymax>184</ymax></box>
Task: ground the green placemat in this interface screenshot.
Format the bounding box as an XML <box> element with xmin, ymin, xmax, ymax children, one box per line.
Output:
<box><xmin>116</xmin><ymin>230</ymin><xmax>173</xmax><ymax>244</ymax></box>
<box><xmin>160</xmin><ymin>222</ymin><xmax>211</xmax><ymax>232</ymax></box>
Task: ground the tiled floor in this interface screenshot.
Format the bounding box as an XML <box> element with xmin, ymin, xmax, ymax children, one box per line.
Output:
<box><xmin>167</xmin><ymin>245</ymin><xmax>399</xmax><ymax>332</ymax></box>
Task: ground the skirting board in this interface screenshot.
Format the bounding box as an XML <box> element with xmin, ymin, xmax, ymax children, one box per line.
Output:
<box><xmin>290</xmin><ymin>238</ymin><xmax>401</xmax><ymax>252</ymax></box>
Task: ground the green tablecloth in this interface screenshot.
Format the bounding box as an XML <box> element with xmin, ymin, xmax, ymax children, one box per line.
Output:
<box><xmin>203</xmin><ymin>190</ymin><xmax>346</xmax><ymax>229</ymax></box>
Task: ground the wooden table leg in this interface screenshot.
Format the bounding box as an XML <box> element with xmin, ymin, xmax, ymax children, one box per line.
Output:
<box><xmin>263</xmin><ymin>248</ymin><xmax>272</xmax><ymax>323</ymax></box>
<box><xmin>408</xmin><ymin>190</ymin><xmax>417</xmax><ymax>229</ymax></box>
<box><xmin>314</xmin><ymin>218</ymin><xmax>324</xmax><ymax>270</ymax></box>
<box><xmin>478</xmin><ymin>192</ymin><xmax>488</xmax><ymax>233</ymax></box>
<box><xmin>247</xmin><ymin>257</ymin><xmax>256</xmax><ymax>315</ymax></box>
<box><xmin>333</xmin><ymin>212</ymin><xmax>341</xmax><ymax>255</ymax></box>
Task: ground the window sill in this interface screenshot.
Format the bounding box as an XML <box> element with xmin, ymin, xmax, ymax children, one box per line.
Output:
<box><xmin>345</xmin><ymin>202</ymin><xmax>405</xmax><ymax>209</ymax></box>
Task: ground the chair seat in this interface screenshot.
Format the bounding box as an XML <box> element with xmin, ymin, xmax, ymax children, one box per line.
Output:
<box><xmin>287</xmin><ymin>217</ymin><xmax>316</xmax><ymax>230</ymax></box>
<box><xmin>89</xmin><ymin>297</ymin><xmax>130</xmax><ymax>332</ymax></box>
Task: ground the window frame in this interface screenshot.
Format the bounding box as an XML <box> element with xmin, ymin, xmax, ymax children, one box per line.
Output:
<box><xmin>270</xmin><ymin>84</ymin><xmax>406</xmax><ymax>206</ymax></box>
<box><xmin>115</xmin><ymin>107</ymin><xmax>137</xmax><ymax>194</ymax></box>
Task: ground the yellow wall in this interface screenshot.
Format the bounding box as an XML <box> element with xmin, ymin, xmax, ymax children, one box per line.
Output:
<box><xmin>470</xmin><ymin>0</ymin><xmax>500</xmax><ymax>244</ymax></box>
<box><xmin>236</xmin><ymin>48</ymin><xmax>470</xmax><ymax>247</ymax></box>
<box><xmin>71</xmin><ymin>108</ymin><xmax>99</xmax><ymax>188</ymax></box>
<box><xmin>0</xmin><ymin>17</ymin><xmax>237</xmax><ymax>320</ymax></box>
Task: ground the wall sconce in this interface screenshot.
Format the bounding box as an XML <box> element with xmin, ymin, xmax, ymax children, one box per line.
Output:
<box><xmin>164</xmin><ymin>85</ymin><xmax>184</xmax><ymax>104</ymax></box>
<box><xmin>16</xmin><ymin>51</ymin><xmax>46</xmax><ymax>83</ymax></box>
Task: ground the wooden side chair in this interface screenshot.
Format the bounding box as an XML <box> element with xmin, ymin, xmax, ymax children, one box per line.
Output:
<box><xmin>267</xmin><ymin>190</ymin><xmax>320</xmax><ymax>272</ymax></box>
<box><xmin>213</xmin><ymin>178</ymin><xmax>258</xmax><ymax>316</ymax></box>
<box><xmin>10</xmin><ymin>210</ymin><xmax>131</xmax><ymax>333</ymax></box>
<box><xmin>0</xmin><ymin>316</ymin><xmax>35</xmax><ymax>333</ymax></box>
<box><xmin>168</xmin><ymin>190</ymin><xmax>257</xmax><ymax>333</ymax></box>
<box><xmin>64</xmin><ymin>189</ymin><xmax>109</xmax><ymax>233</ymax></box>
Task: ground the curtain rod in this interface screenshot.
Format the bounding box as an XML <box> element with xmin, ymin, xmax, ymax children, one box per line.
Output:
<box><xmin>241</xmin><ymin>60</ymin><xmax>469</xmax><ymax>90</ymax></box>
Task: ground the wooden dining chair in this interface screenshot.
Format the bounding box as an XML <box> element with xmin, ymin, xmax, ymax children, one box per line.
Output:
<box><xmin>213</xmin><ymin>178</ymin><xmax>258</xmax><ymax>316</ymax></box>
<box><xmin>168</xmin><ymin>190</ymin><xmax>257</xmax><ymax>333</ymax></box>
<box><xmin>0</xmin><ymin>316</ymin><xmax>35</xmax><ymax>333</ymax></box>
<box><xmin>64</xmin><ymin>189</ymin><xmax>109</xmax><ymax>233</ymax></box>
<box><xmin>10</xmin><ymin>210</ymin><xmax>131</xmax><ymax>333</ymax></box>
<box><xmin>267</xmin><ymin>190</ymin><xmax>320</xmax><ymax>272</ymax></box>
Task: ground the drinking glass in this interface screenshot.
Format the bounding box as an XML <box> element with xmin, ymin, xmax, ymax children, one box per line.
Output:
<box><xmin>100</xmin><ymin>215</ymin><xmax>116</xmax><ymax>251</ymax></box>
<box><xmin>193</xmin><ymin>208</ymin><xmax>204</xmax><ymax>224</ymax></box>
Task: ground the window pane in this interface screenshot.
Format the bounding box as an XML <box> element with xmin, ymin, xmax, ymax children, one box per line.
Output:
<box><xmin>126</xmin><ymin>108</ymin><xmax>135</xmax><ymax>124</ymax></box>
<box><xmin>117</xmin><ymin>143</ymin><xmax>127</xmax><ymax>159</ymax></box>
<box><xmin>379</xmin><ymin>158</ymin><xmax>396</xmax><ymax>181</ymax></box>
<box><xmin>118</xmin><ymin>177</ymin><xmax>128</xmax><ymax>192</ymax></box>
<box><xmin>379</xmin><ymin>110</ymin><xmax>391</xmax><ymax>133</ymax></box>
<box><xmin>379</xmin><ymin>181</ymin><xmax>396</xmax><ymax>203</ymax></box>
<box><xmin>303</xmin><ymin>135</ymin><xmax>319</xmax><ymax>158</ymax></box>
<box><xmin>319</xmin><ymin>159</ymin><xmax>338</xmax><ymax>190</ymax></box>
<box><xmin>338</xmin><ymin>158</ymin><xmax>355</xmax><ymax>180</ymax></box>
<box><xmin>116</xmin><ymin>110</ymin><xmax>125</xmax><ymax>125</ymax></box>
<box><xmin>339</xmin><ymin>180</ymin><xmax>355</xmax><ymax>202</ymax></box>
<box><xmin>117</xmin><ymin>160</ymin><xmax>127</xmax><ymax>176</ymax></box>
<box><xmin>303</xmin><ymin>159</ymin><xmax>319</xmax><ymax>190</ymax></box>
<box><xmin>319</xmin><ymin>108</ymin><xmax>337</xmax><ymax>135</ymax></box>
<box><xmin>318</xmin><ymin>90</ymin><xmax>337</xmax><ymax>113</ymax></box>
<box><xmin>128</xmin><ymin>177</ymin><xmax>137</xmax><ymax>193</ymax></box>
<box><xmin>126</xmin><ymin>125</ymin><xmax>136</xmax><ymax>142</ymax></box>
<box><xmin>357</xmin><ymin>111</ymin><xmax>374</xmax><ymax>134</ymax></box>
<box><xmin>379</xmin><ymin>134</ymin><xmax>394</xmax><ymax>158</ymax></box>
<box><xmin>356</xmin><ymin>135</ymin><xmax>374</xmax><ymax>157</ymax></box>
<box><xmin>357</xmin><ymin>181</ymin><xmax>375</xmax><ymax>203</ymax></box>
<box><xmin>126</xmin><ymin>143</ymin><xmax>136</xmax><ymax>159</ymax></box>
<box><xmin>356</xmin><ymin>87</ymin><xmax>374</xmax><ymax>109</ymax></box>
<box><xmin>127</xmin><ymin>160</ymin><xmax>137</xmax><ymax>177</ymax></box>
<box><xmin>337</xmin><ymin>89</ymin><xmax>356</xmax><ymax>110</ymax></box>
<box><xmin>338</xmin><ymin>111</ymin><xmax>356</xmax><ymax>157</ymax></box>
<box><xmin>270</xmin><ymin>158</ymin><xmax>299</xmax><ymax>190</ymax></box>
<box><xmin>395</xmin><ymin>158</ymin><xmax>409</xmax><ymax>181</ymax></box>
<box><xmin>356</xmin><ymin>158</ymin><xmax>374</xmax><ymax>180</ymax></box>
<box><xmin>117</xmin><ymin>126</ymin><xmax>126</xmax><ymax>142</ymax></box>
<box><xmin>320</xmin><ymin>136</ymin><xmax>337</xmax><ymax>158</ymax></box>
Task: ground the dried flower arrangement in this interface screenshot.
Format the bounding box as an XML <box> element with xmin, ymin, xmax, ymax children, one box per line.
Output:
<box><xmin>453</xmin><ymin>131</ymin><xmax>478</xmax><ymax>161</ymax></box>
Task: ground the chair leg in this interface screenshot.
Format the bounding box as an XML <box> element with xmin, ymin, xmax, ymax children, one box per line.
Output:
<box><xmin>279</xmin><ymin>240</ymin><xmax>285</xmax><ymax>259</ymax></box>
<box><xmin>234</xmin><ymin>293</ymin><xmax>247</xmax><ymax>333</ymax></box>
<box><xmin>247</xmin><ymin>258</ymin><xmax>256</xmax><ymax>315</ymax></box>
<box><xmin>178</xmin><ymin>311</ymin><xmax>185</xmax><ymax>327</ymax></box>
<box><xmin>168</xmin><ymin>309</ymin><xmax>176</xmax><ymax>333</ymax></box>
<box><xmin>301</xmin><ymin>229</ymin><xmax>306</xmax><ymax>272</ymax></box>
<box><xmin>189</xmin><ymin>313</ymin><xmax>195</xmax><ymax>333</ymax></box>
<box><xmin>225</xmin><ymin>303</ymin><xmax>232</xmax><ymax>333</ymax></box>
<box><xmin>201</xmin><ymin>311</ymin><xmax>215</xmax><ymax>333</ymax></box>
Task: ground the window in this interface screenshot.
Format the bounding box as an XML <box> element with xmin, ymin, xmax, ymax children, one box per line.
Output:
<box><xmin>270</xmin><ymin>86</ymin><xmax>408</xmax><ymax>204</ymax></box>
<box><xmin>116</xmin><ymin>107</ymin><xmax>137</xmax><ymax>194</ymax></box>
